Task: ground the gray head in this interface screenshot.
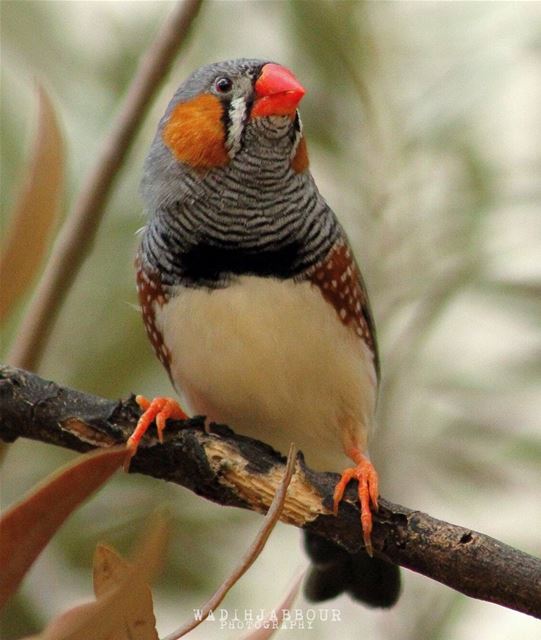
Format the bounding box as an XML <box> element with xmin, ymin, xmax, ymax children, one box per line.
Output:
<box><xmin>141</xmin><ymin>58</ymin><xmax>307</xmax><ymax>212</ymax></box>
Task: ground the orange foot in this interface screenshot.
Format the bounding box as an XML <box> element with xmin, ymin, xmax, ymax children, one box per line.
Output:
<box><xmin>126</xmin><ymin>395</ymin><xmax>188</xmax><ymax>461</ymax></box>
<box><xmin>333</xmin><ymin>449</ymin><xmax>379</xmax><ymax>556</ymax></box>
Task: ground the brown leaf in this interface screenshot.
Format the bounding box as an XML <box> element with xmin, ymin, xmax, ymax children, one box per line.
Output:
<box><xmin>0</xmin><ymin>446</ymin><xmax>128</xmax><ymax>609</ymax></box>
<box><xmin>21</xmin><ymin>514</ymin><xmax>167</xmax><ymax>640</ymax></box>
<box><xmin>0</xmin><ymin>83</ymin><xmax>64</xmax><ymax>322</ymax></box>
<box><xmin>93</xmin><ymin>544</ymin><xmax>131</xmax><ymax>598</ymax></box>
<box><xmin>91</xmin><ymin>544</ymin><xmax>159</xmax><ymax>640</ymax></box>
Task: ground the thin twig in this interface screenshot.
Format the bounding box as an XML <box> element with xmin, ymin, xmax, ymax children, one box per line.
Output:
<box><xmin>162</xmin><ymin>443</ymin><xmax>298</xmax><ymax>640</ymax></box>
<box><xmin>8</xmin><ymin>0</ymin><xmax>204</xmax><ymax>371</ymax></box>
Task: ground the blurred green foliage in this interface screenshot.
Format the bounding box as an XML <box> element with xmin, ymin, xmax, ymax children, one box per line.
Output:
<box><xmin>1</xmin><ymin>1</ymin><xmax>540</xmax><ymax>639</ymax></box>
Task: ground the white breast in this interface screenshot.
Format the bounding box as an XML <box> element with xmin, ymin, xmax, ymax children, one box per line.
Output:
<box><xmin>155</xmin><ymin>276</ymin><xmax>377</xmax><ymax>473</ymax></box>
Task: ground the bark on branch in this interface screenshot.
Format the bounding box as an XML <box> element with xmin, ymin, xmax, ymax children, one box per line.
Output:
<box><xmin>1</xmin><ymin>364</ymin><xmax>540</xmax><ymax>619</ymax></box>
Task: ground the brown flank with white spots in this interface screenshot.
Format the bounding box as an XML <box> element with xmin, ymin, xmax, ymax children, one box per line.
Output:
<box><xmin>135</xmin><ymin>255</ymin><xmax>171</xmax><ymax>374</ymax></box>
<box><xmin>307</xmin><ymin>239</ymin><xmax>376</xmax><ymax>356</ymax></box>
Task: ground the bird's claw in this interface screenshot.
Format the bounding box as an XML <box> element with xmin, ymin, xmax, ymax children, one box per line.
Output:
<box><xmin>333</xmin><ymin>454</ymin><xmax>379</xmax><ymax>556</ymax></box>
<box><xmin>125</xmin><ymin>395</ymin><xmax>188</xmax><ymax>470</ymax></box>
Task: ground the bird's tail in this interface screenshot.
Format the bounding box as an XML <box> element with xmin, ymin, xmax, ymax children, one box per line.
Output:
<box><xmin>303</xmin><ymin>531</ymin><xmax>401</xmax><ymax>607</ymax></box>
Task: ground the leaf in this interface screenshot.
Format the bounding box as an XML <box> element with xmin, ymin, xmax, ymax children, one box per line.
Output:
<box><xmin>0</xmin><ymin>83</ymin><xmax>64</xmax><ymax>322</ymax></box>
<box><xmin>22</xmin><ymin>513</ymin><xmax>168</xmax><ymax>640</ymax></box>
<box><xmin>0</xmin><ymin>446</ymin><xmax>128</xmax><ymax>609</ymax></box>
<box><xmin>93</xmin><ymin>509</ymin><xmax>170</xmax><ymax>598</ymax></box>
<box><xmin>89</xmin><ymin>544</ymin><xmax>159</xmax><ymax>640</ymax></box>
<box><xmin>93</xmin><ymin>544</ymin><xmax>131</xmax><ymax>598</ymax></box>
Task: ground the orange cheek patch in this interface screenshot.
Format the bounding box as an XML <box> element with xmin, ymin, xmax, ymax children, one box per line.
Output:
<box><xmin>292</xmin><ymin>136</ymin><xmax>309</xmax><ymax>173</ymax></box>
<box><xmin>162</xmin><ymin>94</ymin><xmax>229</xmax><ymax>169</ymax></box>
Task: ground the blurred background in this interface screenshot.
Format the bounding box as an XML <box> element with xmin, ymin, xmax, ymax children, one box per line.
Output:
<box><xmin>1</xmin><ymin>1</ymin><xmax>540</xmax><ymax>638</ymax></box>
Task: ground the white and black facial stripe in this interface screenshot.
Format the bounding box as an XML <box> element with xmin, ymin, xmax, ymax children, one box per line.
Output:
<box><xmin>210</xmin><ymin>63</ymin><xmax>264</xmax><ymax>160</ymax></box>
<box><xmin>222</xmin><ymin>96</ymin><xmax>249</xmax><ymax>158</ymax></box>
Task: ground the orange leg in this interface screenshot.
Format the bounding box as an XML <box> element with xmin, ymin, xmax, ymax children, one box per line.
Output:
<box><xmin>126</xmin><ymin>395</ymin><xmax>188</xmax><ymax>460</ymax></box>
<box><xmin>333</xmin><ymin>448</ymin><xmax>379</xmax><ymax>556</ymax></box>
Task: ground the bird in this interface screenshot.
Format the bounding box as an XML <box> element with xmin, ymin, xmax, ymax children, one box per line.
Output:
<box><xmin>129</xmin><ymin>58</ymin><xmax>400</xmax><ymax>608</ymax></box>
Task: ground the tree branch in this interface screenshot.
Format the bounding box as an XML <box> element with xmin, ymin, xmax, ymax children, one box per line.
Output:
<box><xmin>1</xmin><ymin>364</ymin><xmax>540</xmax><ymax>619</ymax></box>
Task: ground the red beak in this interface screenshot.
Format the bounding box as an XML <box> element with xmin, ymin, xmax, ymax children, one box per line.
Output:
<box><xmin>251</xmin><ymin>63</ymin><xmax>305</xmax><ymax>118</ymax></box>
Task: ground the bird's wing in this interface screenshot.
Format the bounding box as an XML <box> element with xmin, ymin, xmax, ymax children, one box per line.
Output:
<box><xmin>304</xmin><ymin>236</ymin><xmax>380</xmax><ymax>381</ymax></box>
<box><xmin>135</xmin><ymin>253</ymin><xmax>173</xmax><ymax>377</ymax></box>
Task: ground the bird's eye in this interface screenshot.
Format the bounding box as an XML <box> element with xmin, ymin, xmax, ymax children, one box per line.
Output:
<box><xmin>214</xmin><ymin>77</ymin><xmax>233</xmax><ymax>94</ymax></box>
